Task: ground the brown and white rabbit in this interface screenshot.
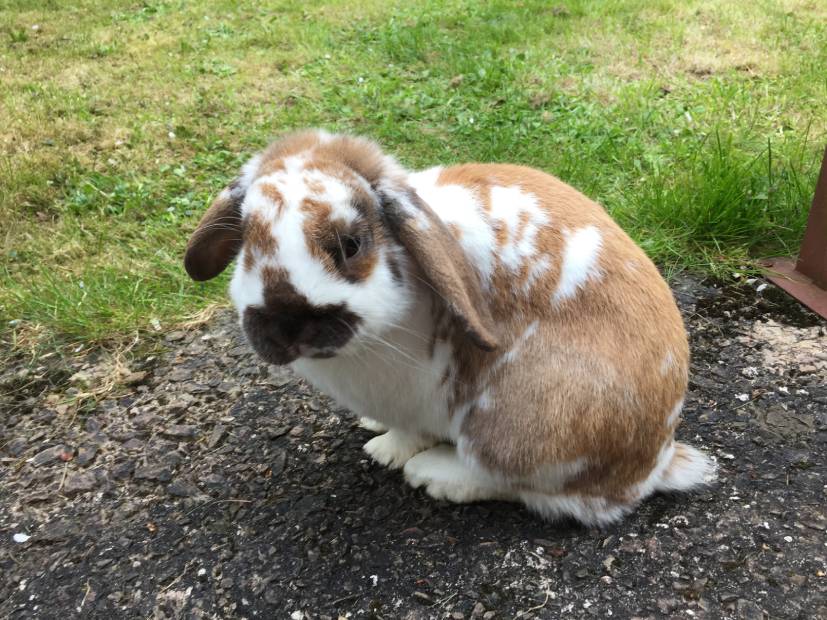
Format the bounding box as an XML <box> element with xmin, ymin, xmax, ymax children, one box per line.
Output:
<box><xmin>184</xmin><ymin>129</ymin><xmax>716</xmax><ymax>525</ymax></box>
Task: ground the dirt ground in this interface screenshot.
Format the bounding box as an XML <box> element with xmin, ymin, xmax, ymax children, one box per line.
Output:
<box><xmin>1</xmin><ymin>276</ymin><xmax>826</xmax><ymax>619</ymax></box>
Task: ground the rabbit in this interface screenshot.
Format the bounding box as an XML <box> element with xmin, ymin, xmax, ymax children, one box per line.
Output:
<box><xmin>184</xmin><ymin>129</ymin><xmax>716</xmax><ymax>526</ymax></box>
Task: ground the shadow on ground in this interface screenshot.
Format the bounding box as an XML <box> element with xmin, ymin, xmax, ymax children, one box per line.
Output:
<box><xmin>1</xmin><ymin>276</ymin><xmax>825</xmax><ymax>619</ymax></box>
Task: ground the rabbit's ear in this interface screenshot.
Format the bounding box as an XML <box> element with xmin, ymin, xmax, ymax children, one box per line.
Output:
<box><xmin>381</xmin><ymin>184</ymin><xmax>499</xmax><ymax>351</ymax></box>
<box><xmin>184</xmin><ymin>181</ymin><xmax>245</xmax><ymax>281</ymax></box>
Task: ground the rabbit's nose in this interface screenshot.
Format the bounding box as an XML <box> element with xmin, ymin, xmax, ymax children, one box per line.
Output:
<box><xmin>242</xmin><ymin>306</ymin><xmax>300</xmax><ymax>365</ymax></box>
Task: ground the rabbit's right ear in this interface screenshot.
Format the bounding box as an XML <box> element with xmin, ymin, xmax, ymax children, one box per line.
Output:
<box><xmin>184</xmin><ymin>181</ymin><xmax>246</xmax><ymax>281</ymax></box>
<box><xmin>379</xmin><ymin>183</ymin><xmax>499</xmax><ymax>352</ymax></box>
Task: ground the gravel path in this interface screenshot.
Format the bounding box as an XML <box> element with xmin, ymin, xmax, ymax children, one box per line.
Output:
<box><xmin>1</xmin><ymin>277</ymin><xmax>826</xmax><ymax>619</ymax></box>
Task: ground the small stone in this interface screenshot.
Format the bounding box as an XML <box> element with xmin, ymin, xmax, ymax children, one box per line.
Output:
<box><xmin>112</xmin><ymin>460</ymin><xmax>135</xmax><ymax>479</ymax></box>
<box><xmin>123</xmin><ymin>371</ymin><xmax>148</xmax><ymax>386</ymax></box>
<box><xmin>270</xmin><ymin>450</ymin><xmax>287</xmax><ymax>477</ymax></box>
<box><xmin>289</xmin><ymin>425</ymin><xmax>304</xmax><ymax>437</ymax></box>
<box><xmin>736</xmin><ymin>599</ymin><xmax>765</xmax><ymax>620</ymax></box>
<box><xmin>208</xmin><ymin>424</ymin><xmax>226</xmax><ymax>449</ymax></box>
<box><xmin>6</xmin><ymin>436</ymin><xmax>27</xmax><ymax>456</ymax></box>
<box><xmin>168</xmin><ymin>368</ymin><xmax>192</xmax><ymax>382</ymax></box>
<box><xmin>76</xmin><ymin>444</ymin><xmax>98</xmax><ymax>466</ymax></box>
<box><xmin>134</xmin><ymin>463</ymin><xmax>172</xmax><ymax>482</ymax></box>
<box><xmin>166</xmin><ymin>399</ymin><xmax>190</xmax><ymax>415</ymax></box>
<box><xmin>657</xmin><ymin>598</ymin><xmax>679</xmax><ymax>614</ymax></box>
<box><xmin>63</xmin><ymin>472</ymin><xmax>98</xmax><ymax>496</ymax></box>
<box><xmin>167</xmin><ymin>479</ymin><xmax>199</xmax><ymax>497</ymax></box>
<box><xmin>37</xmin><ymin>520</ymin><xmax>79</xmax><ymax>543</ymax></box>
<box><xmin>132</xmin><ymin>412</ymin><xmax>157</xmax><ymax>428</ymax></box>
<box><xmin>789</xmin><ymin>574</ymin><xmax>806</xmax><ymax>586</ymax></box>
<box><xmin>267</xmin><ymin>425</ymin><xmax>290</xmax><ymax>440</ymax></box>
<box><xmin>201</xmin><ymin>473</ymin><xmax>226</xmax><ymax>488</ymax></box>
<box><xmin>122</xmin><ymin>438</ymin><xmax>145</xmax><ymax>451</ymax></box>
<box><xmin>13</xmin><ymin>533</ymin><xmax>30</xmax><ymax>543</ymax></box>
<box><xmin>85</xmin><ymin>417</ymin><xmax>102</xmax><ymax>433</ymax></box>
<box><xmin>412</xmin><ymin>591</ymin><xmax>432</xmax><ymax>603</ymax></box>
<box><xmin>264</xmin><ymin>367</ymin><xmax>291</xmax><ymax>388</ymax></box>
<box><xmin>165</xmin><ymin>331</ymin><xmax>187</xmax><ymax>342</ymax></box>
<box><xmin>471</xmin><ymin>602</ymin><xmax>485</xmax><ymax>617</ymax></box>
<box><xmin>483</xmin><ymin>613</ymin><xmax>496</xmax><ymax>619</ymax></box>
<box><xmin>30</xmin><ymin>445</ymin><xmax>65</xmax><ymax>466</ymax></box>
<box><xmin>163</xmin><ymin>424</ymin><xmax>197</xmax><ymax>438</ymax></box>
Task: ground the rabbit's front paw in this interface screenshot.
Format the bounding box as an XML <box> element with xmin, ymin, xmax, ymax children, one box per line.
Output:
<box><xmin>358</xmin><ymin>417</ymin><xmax>388</xmax><ymax>434</ymax></box>
<box><xmin>363</xmin><ymin>430</ymin><xmax>435</xmax><ymax>469</ymax></box>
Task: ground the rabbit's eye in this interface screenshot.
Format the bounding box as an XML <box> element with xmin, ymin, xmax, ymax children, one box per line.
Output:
<box><xmin>342</xmin><ymin>235</ymin><xmax>361</xmax><ymax>259</ymax></box>
<box><xmin>327</xmin><ymin>234</ymin><xmax>363</xmax><ymax>266</ymax></box>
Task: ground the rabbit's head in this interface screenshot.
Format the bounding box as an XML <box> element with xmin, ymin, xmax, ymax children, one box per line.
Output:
<box><xmin>184</xmin><ymin>130</ymin><xmax>498</xmax><ymax>365</ymax></box>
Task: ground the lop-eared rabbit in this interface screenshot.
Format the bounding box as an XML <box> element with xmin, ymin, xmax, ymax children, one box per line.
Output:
<box><xmin>184</xmin><ymin>130</ymin><xmax>715</xmax><ymax>525</ymax></box>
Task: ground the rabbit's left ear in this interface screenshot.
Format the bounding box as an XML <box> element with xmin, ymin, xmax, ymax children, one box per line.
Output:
<box><xmin>184</xmin><ymin>181</ymin><xmax>245</xmax><ymax>281</ymax></box>
<box><xmin>380</xmin><ymin>184</ymin><xmax>499</xmax><ymax>351</ymax></box>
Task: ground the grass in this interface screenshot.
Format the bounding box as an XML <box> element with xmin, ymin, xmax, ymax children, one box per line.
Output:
<box><xmin>1</xmin><ymin>0</ymin><xmax>826</xmax><ymax>355</ymax></box>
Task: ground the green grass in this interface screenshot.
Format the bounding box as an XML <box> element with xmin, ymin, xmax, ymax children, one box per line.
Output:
<box><xmin>1</xmin><ymin>0</ymin><xmax>826</xmax><ymax>352</ymax></box>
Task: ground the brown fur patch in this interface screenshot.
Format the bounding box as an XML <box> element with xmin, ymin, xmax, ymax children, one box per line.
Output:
<box><xmin>259</xmin><ymin>183</ymin><xmax>285</xmax><ymax>216</ymax></box>
<box><xmin>245</xmin><ymin>265</ymin><xmax>362</xmax><ymax>365</ymax></box>
<box><xmin>245</xmin><ymin>211</ymin><xmax>277</xmax><ymax>255</ymax></box>
<box><xmin>300</xmin><ymin>196</ymin><xmax>379</xmax><ymax>284</ymax></box>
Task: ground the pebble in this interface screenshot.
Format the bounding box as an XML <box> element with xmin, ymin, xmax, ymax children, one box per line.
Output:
<box><xmin>271</xmin><ymin>450</ymin><xmax>287</xmax><ymax>477</ymax></box>
<box><xmin>736</xmin><ymin>599</ymin><xmax>765</xmax><ymax>620</ymax></box>
<box><xmin>165</xmin><ymin>331</ymin><xmax>187</xmax><ymax>342</ymax></box>
<box><xmin>123</xmin><ymin>371</ymin><xmax>148</xmax><ymax>386</ymax></box>
<box><xmin>30</xmin><ymin>445</ymin><xmax>66</xmax><ymax>466</ymax></box>
<box><xmin>111</xmin><ymin>460</ymin><xmax>135</xmax><ymax>479</ymax></box>
<box><xmin>122</xmin><ymin>438</ymin><xmax>145</xmax><ymax>451</ymax></box>
<box><xmin>163</xmin><ymin>424</ymin><xmax>198</xmax><ymax>438</ymax></box>
<box><xmin>75</xmin><ymin>444</ymin><xmax>98</xmax><ymax>466</ymax></box>
<box><xmin>63</xmin><ymin>472</ymin><xmax>97</xmax><ymax>496</ymax></box>
<box><xmin>208</xmin><ymin>424</ymin><xmax>226</xmax><ymax>449</ymax></box>
<box><xmin>168</xmin><ymin>368</ymin><xmax>193</xmax><ymax>382</ymax></box>
<box><xmin>133</xmin><ymin>463</ymin><xmax>172</xmax><ymax>482</ymax></box>
<box><xmin>167</xmin><ymin>479</ymin><xmax>199</xmax><ymax>497</ymax></box>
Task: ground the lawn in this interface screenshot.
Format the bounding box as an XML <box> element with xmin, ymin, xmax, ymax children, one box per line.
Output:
<box><xmin>1</xmin><ymin>0</ymin><xmax>826</xmax><ymax>355</ymax></box>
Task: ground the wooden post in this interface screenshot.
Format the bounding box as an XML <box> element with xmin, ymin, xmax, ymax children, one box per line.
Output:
<box><xmin>764</xmin><ymin>145</ymin><xmax>827</xmax><ymax>320</ymax></box>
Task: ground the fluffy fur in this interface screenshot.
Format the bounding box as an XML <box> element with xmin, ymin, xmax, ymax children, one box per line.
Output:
<box><xmin>184</xmin><ymin>129</ymin><xmax>717</xmax><ymax>526</ymax></box>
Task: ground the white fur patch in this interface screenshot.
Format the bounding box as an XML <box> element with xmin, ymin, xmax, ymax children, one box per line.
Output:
<box><xmin>358</xmin><ymin>417</ymin><xmax>388</xmax><ymax>433</ymax></box>
<box><xmin>496</xmin><ymin>320</ymin><xmax>539</xmax><ymax>369</ymax></box>
<box><xmin>666</xmin><ymin>398</ymin><xmax>684</xmax><ymax>427</ymax></box>
<box><xmin>660</xmin><ymin>351</ymin><xmax>676</xmax><ymax>376</ymax></box>
<box><xmin>363</xmin><ymin>430</ymin><xmax>436</xmax><ymax>469</ymax></box>
<box><xmin>407</xmin><ymin>168</ymin><xmax>495</xmax><ymax>284</ymax></box>
<box><xmin>553</xmin><ymin>225</ymin><xmax>603</xmax><ymax>303</ymax></box>
<box><xmin>489</xmin><ymin>186</ymin><xmax>549</xmax><ymax>273</ymax></box>
<box><xmin>523</xmin><ymin>255</ymin><xmax>551</xmax><ymax>293</ymax></box>
<box><xmin>404</xmin><ymin>445</ymin><xmax>511</xmax><ymax>503</ymax></box>
<box><xmin>229</xmin><ymin>260</ymin><xmax>264</xmax><ymax>315</ymax></box>
<box><xmin>630</xmin><ymin>440</ymin><xmax>716</xmax><ymax>500</ymax></box>
<box><xmin>656</xmin><ymin>443</ymin><xmax>717</xmax><ymax>492</ymax></box>
<box><xmin>476</xmin><ymin>389</ymin><xmax>494</xmax><ymax>410</ymax></box>
<box><xmin>519</xmin><ymin>492</ymin><xmax>631</xmax><ymax>526</ymax></box>
<box><xmin>239</xmin><ymin>153</ymin><xmax>263</xmax><ymax>191</ymax></box>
